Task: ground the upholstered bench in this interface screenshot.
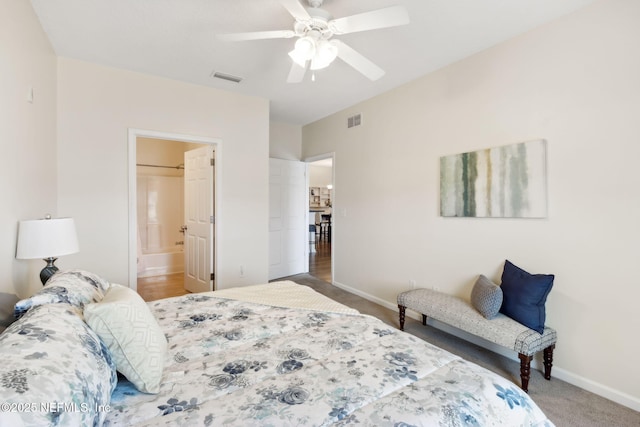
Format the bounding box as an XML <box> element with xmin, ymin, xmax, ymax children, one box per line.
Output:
<box><xmin>397</xmin><ymin>288</ymin><xmax>557</xmax><ymax>392</ymax></box>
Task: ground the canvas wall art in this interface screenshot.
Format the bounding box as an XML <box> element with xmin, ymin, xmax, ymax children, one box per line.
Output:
<box><xmin>440</xmin><ymin>139</ymin><xmax>547</xmax><ymax>218</ymax></box>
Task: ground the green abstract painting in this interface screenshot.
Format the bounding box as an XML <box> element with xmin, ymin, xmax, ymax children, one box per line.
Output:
<box><xmin>440</xmin><ymin>140</ymin><xmax>547</xmax><ymax>218</ymax></box>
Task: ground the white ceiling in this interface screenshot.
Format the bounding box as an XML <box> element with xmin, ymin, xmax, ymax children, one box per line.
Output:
<box><xmin>30</xmin><ymin>0</ymin><xmax>596</xmax><ymax>125</ymax></box>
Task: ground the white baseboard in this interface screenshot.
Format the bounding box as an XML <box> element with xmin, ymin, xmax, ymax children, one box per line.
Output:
<box><xmin>332</xmin><ymin>280</ymin><xmax>640</xmax><ymax>413</ymax></box>
<box><xmin>332</xmin><ymin>280</ymin><xmax>395</xmax><ymax>310</ymax></box>
<box><xmin>551</xmin><ymin>367</ymin><xmax>640</xmax><ymax>412</ymax></box>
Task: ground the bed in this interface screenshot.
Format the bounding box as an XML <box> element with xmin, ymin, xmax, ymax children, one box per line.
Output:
<box><xmin>0</xmin><ymin>270</ymin><xmax>554</xmax><ymax>426</ymax></box>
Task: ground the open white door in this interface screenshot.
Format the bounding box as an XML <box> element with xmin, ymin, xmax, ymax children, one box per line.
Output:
<box><xmin>269</xmin><ymin>158</ymin><xmax>307</xmax><ymax>280</ymax></box>
<box><xmin>184</xmin><ymin>146</ymin><xmax>214</xmax><ymax>293</ymax></box>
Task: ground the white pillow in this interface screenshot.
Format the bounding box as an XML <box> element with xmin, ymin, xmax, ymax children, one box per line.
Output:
<box><xmin>84</xmin><ymin>284</ymin><xmax>167</xmax><ymax>393</ymax></box>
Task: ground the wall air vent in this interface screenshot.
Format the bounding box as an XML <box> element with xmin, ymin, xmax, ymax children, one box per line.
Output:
<box><xmin>347</xmin><ymin>113</ymin><xmax>362</xmax><ymax>128</ymax></box>
<box><xmin>211</xmin><ymin>71</ymin><xmax>243</xmax><ymax>84</ymax></box>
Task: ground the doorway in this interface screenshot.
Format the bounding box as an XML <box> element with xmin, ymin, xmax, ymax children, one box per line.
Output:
<box><xmin>307</xmin><ymin>156</ymin><xmax>333</xmax><ymax>283</ymax></box>
<box><xmin>127</xmin><ymin>129</ymin><xmax>220</xmax><ymax>300</ymax></box>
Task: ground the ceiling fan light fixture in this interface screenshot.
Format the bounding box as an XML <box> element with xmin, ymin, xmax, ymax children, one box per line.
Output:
<box><xmin>288</xmin><ymin>48</ymin><xmax>308</xmax><ymax>67</ymax></box>
<box><xmin>310</xmin><ymin>39</ymin><xmax>338</xmax><ymax>70</ymax></box>
<box><xmin>295</xmin><ymin>36</ymin><xmax>316</xmax><ymax>58</ymax></box>
<box><xmin>289</xmin><ymin>36</ymin><xmax>317</xmax><ymax>66</ymax></box>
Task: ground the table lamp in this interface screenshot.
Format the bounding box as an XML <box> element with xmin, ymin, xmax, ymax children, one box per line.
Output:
<box><xmin>16</xmin><ymin>214</ymin><xmax>79</xmax><ymax>285</ymax></box>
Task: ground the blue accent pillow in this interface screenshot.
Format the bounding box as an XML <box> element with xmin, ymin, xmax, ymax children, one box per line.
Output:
<box><xmin>499</xmin><ymin>260</ymin><xmax>554</xmax><ymax>334</ymax></box>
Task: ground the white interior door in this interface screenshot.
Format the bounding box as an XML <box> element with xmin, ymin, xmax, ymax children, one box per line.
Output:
<box><xmin>184</xmin><ymin>146</ymin><xmax>214</xmax><ymax>293</ymax></box>
<box><xmin>269</xmin><ymin>158</ymin><xmax>307</xmax><ymax>280</ymax></box>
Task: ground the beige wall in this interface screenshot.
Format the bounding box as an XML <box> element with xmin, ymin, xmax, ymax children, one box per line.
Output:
<box><xmin>56</xmin><ymin>58</ymin><xmax>270</xmax><ymax>289</ymax></box>
<box><xmin>0</xmin><ymin>0</ymin><xmax>58</xmax><ymax>298</ymax></box>
<box><xmin>303</xmin><ymin>0</ymin><xmax>640</xmax><ymax>410</ymax></box>
<box><xmin>269</xmin><ymin>121</ymin><xmax>302</xmax><ymax>160</ymax></box>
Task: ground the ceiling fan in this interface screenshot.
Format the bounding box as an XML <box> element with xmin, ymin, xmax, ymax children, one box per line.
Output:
<box><xmin>218</xmin><ymin>0</ymin><xmax>410</xmax><ymax>83</ymax></box>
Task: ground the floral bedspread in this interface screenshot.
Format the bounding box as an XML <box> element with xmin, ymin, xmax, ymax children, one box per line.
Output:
<box><xmin>104</xmin><ymin>293</ymin><xmax>554</xmax><ymax>426</ymax></box>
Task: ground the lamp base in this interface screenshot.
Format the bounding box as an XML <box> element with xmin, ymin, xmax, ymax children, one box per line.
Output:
<box><xmin>40</xmin><ymin>257</ymin><xmax>59</xmax><ymax>285</ymax></box>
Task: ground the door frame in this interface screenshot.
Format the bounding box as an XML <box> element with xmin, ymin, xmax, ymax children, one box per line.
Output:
<box><xmin>304</xmin><ymin>152</ymin><xmax>335</xmax><ymax>284</ymax></box>
<box><xmin>127</xmin><ymin>128</ymin><xmax>221</xmax><ymax>291</ymax></box>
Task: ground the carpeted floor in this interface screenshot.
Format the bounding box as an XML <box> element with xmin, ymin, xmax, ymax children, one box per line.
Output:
<box><xmin>282</xmin><ymin>273</ymin><xmax>640</xmax><ymax>427</ymax></box>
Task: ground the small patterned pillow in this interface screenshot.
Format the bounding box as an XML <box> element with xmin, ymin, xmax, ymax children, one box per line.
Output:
<box><xmin>470</xmin><ymin>275</ymin><xmax>503</xmax><ymax>319</ymax></box>
<box><xmin>14</xmin><ymin>269</ymin><xmax>111</xmax><ymax>318</ymax></box>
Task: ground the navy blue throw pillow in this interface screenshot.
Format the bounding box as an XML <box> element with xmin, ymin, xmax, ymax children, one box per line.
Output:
<box><xmin>499</xmin><ymin>260</ymin><xmax>554</xmax><ymax>334</ymax></box>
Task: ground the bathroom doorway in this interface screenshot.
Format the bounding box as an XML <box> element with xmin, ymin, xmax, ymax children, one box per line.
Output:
<box><xmin>127</xmin><ymin>129</ymin><xmax>220</xmax><ymax>300</ymax></box>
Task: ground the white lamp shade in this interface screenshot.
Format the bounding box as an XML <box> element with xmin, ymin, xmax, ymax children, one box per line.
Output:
<box><xmin>310</xmin><ymin>40</ymin><xmax>338</xmax><ymax>70</ymax></box>
<box><xmin>16</xmin><ymin>217</ymin><xmax>79</xmax><ymax>259</ymax></box>
<box><xmin>294</xmin><ymin>36</ymin><xmax>315</xmax><ymax>60</ymax></box>
<box><xmin>288</xmin><ymin>48</ymin><xmax>309</xmax><ymax>67</ymax></box>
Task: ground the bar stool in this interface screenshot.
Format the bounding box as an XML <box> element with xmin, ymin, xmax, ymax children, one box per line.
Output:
<box><xmin>320</xmin><ymin>214</ymin><xmax>331</xmax><ymax>241</ymax></box>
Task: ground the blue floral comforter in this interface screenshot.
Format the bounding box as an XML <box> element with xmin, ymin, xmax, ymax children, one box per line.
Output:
<box><xmin>105</xmin><ymin>293</ymin><xmax>554</xmax><ymax>426</ymax></box>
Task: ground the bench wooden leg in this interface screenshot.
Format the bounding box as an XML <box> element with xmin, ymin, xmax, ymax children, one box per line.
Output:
<box><xmin>398</xmin><ymin>306</ymin><xmax>427</xmax><ymax>331</ymax></box>
<box><xmin>543</xmin><ymin>344</ymin><xmax>555</xmax><ymax>380</ymax></box>
<box><xmin>398</xmin><ymin>305</ymin><xmax>406</xmax><ymax>331</ymax></box>
<box><xmin>518</xmin><ymin>353</ymin><xmax>532</xmax><ymax>393</ymax></box>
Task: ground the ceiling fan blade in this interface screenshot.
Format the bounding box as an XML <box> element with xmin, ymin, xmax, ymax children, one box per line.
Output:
<box><xmin>218</xmin><ymin>30</ymin><xmax>295</xmax><ymax>42</ymax></box>
<box><xmin>329</xmin><ymin>5</ymin><xmax>409</xmax><ymax>35</ymax></box>
<box><xmin>280</xmin><ymin>0</ymin><xmax>311</xmax><ymax>21</ymax></box>
<box><xmin>287</xmin><ymin>61</ymin><xmax>308</xmax><ymax>83</ymax></box>
<box><xmin>334</xmin><ymin>40</ymin><xmax>385</xmax><ymax>81</ymax></box>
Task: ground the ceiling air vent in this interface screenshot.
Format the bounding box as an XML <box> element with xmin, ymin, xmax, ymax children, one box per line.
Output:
<box><xmin>211</xmin><ymin>71</ymin><xmax>243</xmax><ymax>84</ymax></box>
<box><xmin>347</xmin><ymin>113</ymin><xmax>362</xmax><ymax>128</ymax></box>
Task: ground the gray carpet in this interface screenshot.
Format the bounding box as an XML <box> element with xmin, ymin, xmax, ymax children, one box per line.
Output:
<box><xmin>282</xmin><ymin>274</ymin><xmax>640</xmax><ymax>427</ymax></box>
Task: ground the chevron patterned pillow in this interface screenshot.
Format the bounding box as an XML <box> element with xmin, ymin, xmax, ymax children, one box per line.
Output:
<box><xmin>85</xmin><ymin>284</ymin><xmax>167</xmax><ymax>393</ymax></box>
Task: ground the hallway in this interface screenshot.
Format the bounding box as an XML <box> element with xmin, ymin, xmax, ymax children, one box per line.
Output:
<box><xmin>309</xmin><ymin>238</ymin><xmax>331</xmax><ymax>282</ymax></box>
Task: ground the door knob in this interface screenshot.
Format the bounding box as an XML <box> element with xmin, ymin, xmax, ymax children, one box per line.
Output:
<box><xmin>179</xmin><ymin>225</ymin><xmax>188</xmax><ymax>234</ymax></box>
